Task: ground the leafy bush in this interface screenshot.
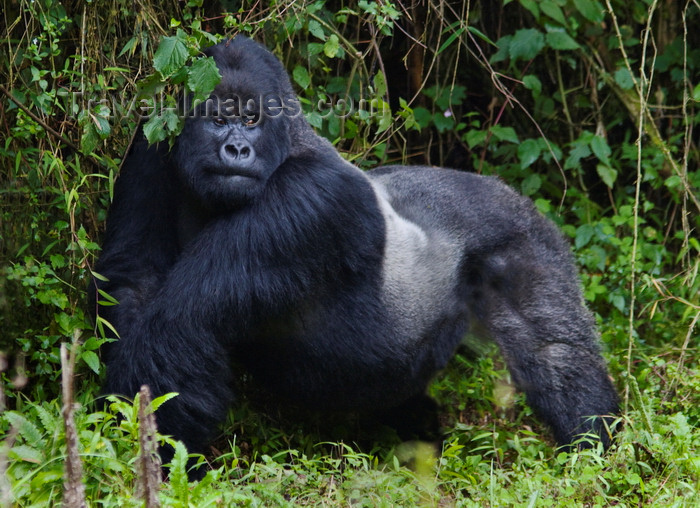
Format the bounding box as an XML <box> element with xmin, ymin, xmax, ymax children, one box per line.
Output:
<box><xmin>1</xmin><ymin>0</ymin><xmax>697</xmax><ymax>505</ymax></box>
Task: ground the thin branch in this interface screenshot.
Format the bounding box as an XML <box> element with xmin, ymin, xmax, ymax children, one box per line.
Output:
<box><xmin>0</xmin><ymin>84</ymin><xmax>83</xmax><ymax>154</ymax></box>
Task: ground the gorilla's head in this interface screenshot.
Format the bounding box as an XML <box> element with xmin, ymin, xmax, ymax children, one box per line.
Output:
<box><xmin>173</xmin><ymin>36</ymin><xmax>303</xmax><ymax>211</ymax></box>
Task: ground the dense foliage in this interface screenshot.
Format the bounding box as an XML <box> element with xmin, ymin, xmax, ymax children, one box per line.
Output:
<box><xmin>1</xmin><ymin>0</ymin><xmax>698</xmax><ymax>505</ymax></box>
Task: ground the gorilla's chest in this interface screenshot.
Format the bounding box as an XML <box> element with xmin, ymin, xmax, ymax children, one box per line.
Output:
<box><xmin>233</xmin><ymin>224</ymin><xmax>468</xmax><ymax>409</ymax></box>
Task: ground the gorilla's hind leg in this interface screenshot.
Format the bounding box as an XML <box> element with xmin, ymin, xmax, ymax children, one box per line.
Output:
<box><xmin>471</xmin><ymin>235</ymin><xmax>618</xmax><ymax>448</ymax></box>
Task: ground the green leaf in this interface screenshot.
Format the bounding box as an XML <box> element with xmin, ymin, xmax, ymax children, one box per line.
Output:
<box><xmin>4</xmin><ymin>412</ymin><xmax>43</xmax><ymax>447</ymax></box>
<box><xmin>373</xmin><ymin>71</ymin><xmax>387</xmax><ymax>97</ymax></box>
<box><xmin>521</xmin><ymin>173</ymin><xmax>542</xmax><ymax>196</ymax></box>
<box><xmin>34</xmin><ymin>405</ymin><xmax>58</xmax><ymax>435</ymax></box>
<box><xmin>81</xmin><ymin>350</ymin><xmax>101</xmax><ymax>374</ymax></box>
<box><xmin>665</xmin><ymin>175</ymin><xmax>681</xmax><ymax>190</ymax></box>
<box><xmin>306</xmin><ymin>111</ymin><xmax>323</xmax><ymax>129</ymax></box>
<box><xmin>596</xmin><ymin>164</ymin><xmax>617</xmax><ymax>188</ymax></box>
<box><xmin>80</xmin><ymin>123</ymin><xmax>99</xmax><ymax>154</ymax></box>
<box><xmin>118</xmin><ymin>36</ymin><xmax>138</xmax><ymax>58</ymax></box>
<box><xmin>412</xmin><ymin>107</ymin><xmax>432</xmax><ymax>129</ymax></box>
<box><xmin>327</xmin><ymin>113</ymin><xmax>340</xmax><ymax>138</ymax></box>
<box><xmin>292</xmin><ymin>65</ymin><xmax>311</xmax><ymax>89</ymax></box>
<box><xmin>437</xmin><ymin>27</ymin><xmax>465</xmax><ymax>55</ymax></box>
<box><xmin>565</xmin><ymin>140</ymin><xmax>592</xmax><ymax>170</ymax></box>
<box><xmin>96</xmin><ymin>316</ymin><xmax>120</xmax><ymax>339</ymax></box>
<box><xmin>373</xmin><ymin>142</ymin><xmax>387</xmax><ymax>160</ymax></box>
<box><xmin>541</xmin><ymin>1</ymin><xmax>567</xmax><ymax>26</ymax></box>
<box><xmin>8</xmin><ymin>444</ymin><xmax>44</xmax><ymax>464</ymax></box>
<box><xmin>546</xmin><ymin>31</ymin><xmax>579</xmax><ymax>50</ymax></box>
<box><xmin>509</xmin><ymin>29</ymin><xmax>545</xmax><ymax>62</ymax></box>
<box><xmin>590</xmin><ymin>135</ymin><xmax>611</xmax><ymax>166</ymax></box>
<box><xmin>376</xmin><ymin>110</ymin><xmax>393</xmax><ymax>134</ymax></box>
<box><xmin>468</xmin><ymin>26</ymin><xmax>497</xmax><ymax>47</ymax></box>
<box><xmin>307</xmin><ymin>42</ymin><xmax>324</xmax><ymax>56</ymax></box>
<box><xmin>584</xmin><ymin>244</ymin><xmax>607</xmax><ymax>272</ymax></box>
<box><xmin>523</xmin><ymin>74</ymin><xmax>542</xmax><ymax>97</ymax></box>
<box><xmin>432</xmin><ymin>111</ymin><xmax>455</xmax><ymax>133</ymax></box>
<box><xmin>142</xmin><ymin>114</ymin><xmax>168</xmax><ymax>144</ymax></box>
<box><xmin>187</xmin><ymin>56</ymin><xmax>221</xmax><ymax>101</ymax></box>
<box><xmin>575</xmin><ymin>224</ymin><xmax>595</xmax><ymax>249</ymax></box>
<box><xmin>518</xmin><ymin>138</ymin><xmax>541</xmax><ymax>169</ymax></box>
<box><xmin>97</xmin><ymin>289</ymin><xmax>118</xmax><ymax>306</ymax></box>
<box><xmin>162</xmin><ymin>108</ymin><xmax>181</xmax><ymax>134</ymax></box>
<box><xmin>91</xmin><ymin>109</ymin><xmax>111</xmax><ymax>137</ymax></box>
<box><xmin>490</xmin><ymin>125</ymin><xmax>519</xmax><ymax>143</ymax></box>
<box><xmin>693</xmin><ymin>83</ymin><xmax>700</xmax><ymax>101</ymax></box>
<box><xmin>153</xmin><ymin>35</ymin><xmax>188</xmax><ymax>77</ymax></box>
<box><xmin>490</xmin><ymin>34</ymin><xmax>512</xmax><ymax>64</ymax></box>
<box><xmin>169</xmin><ymin>440</ymin><xmax>191</xmax><ymax>501</ymax></box>
<box><xmin>173</xmin><ymin>66</ymin><xmax>189</xmax><ymax>85</ymax></box>
<box><xmin>573</xmin><ymin>0</ymin><xmax>605</xmax><ymax>23</ymax></box>
<box><xmin>343</xmin><ymin>118</ymin><xmax>359</xmax><ymax>138</ymax></box>
<box><xmin>307</xmin><ymin>19</ymin><xmax>326</xmax><ymax>40</ymax></box>
<box><xmin>323</xmin><ymin>34</ymin><xmax>340</xmax><ymax>58</ymax></box>
<box><xmin>614</xmin><ymin>67</ymin><xmax>635</xmax><ymax>90</ymax></box>
<box><xmin>83</xmin><ymin>336</ymin><xmax>103</xmax><ymax>351</ymax></box>
<box><xmin>519</xmin><ymin>0</ymin><xmax>540</xmax><ymax>19</ymax></box>
<box><xmin>464</xmin><ymin>129</ymin><xmax>487</xmax><ymax>148</ymax></box>
<box><xmin>609</xmin><ymin>292</ymin><xmax>626</xmax><ymax>312</ymax></box>
<box><xmin>151</xmin><ymin>392</ymin><xmax>180</xmax><ymax>412</ymax></box>
<box><xmin>432</xmin><ymin>84</ymin><xmax>466</xmax><ymax>109</ymax></box>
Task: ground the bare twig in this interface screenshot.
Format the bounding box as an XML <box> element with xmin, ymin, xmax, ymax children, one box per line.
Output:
<box><xmin>137</xmin><ymin>385</ymin><xmax>161</xmax><ymax>508</ymax></box>
<box><xmin>61</xmin><ymin>341</ymin><xmax>86</xmax><ymax>508</ymax></box>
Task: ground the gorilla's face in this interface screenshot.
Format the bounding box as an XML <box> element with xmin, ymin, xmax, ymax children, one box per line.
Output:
<box><xmin>173</xmin><ymin>37</ymin><xmax>299</xmax><ymax>211</ymax></box>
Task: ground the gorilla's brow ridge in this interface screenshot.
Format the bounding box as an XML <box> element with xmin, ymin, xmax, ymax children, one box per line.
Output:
<box><xmin>183</xmin><ymin>93</ymin><xmax>302</xmax><ymax>120</ymax></box>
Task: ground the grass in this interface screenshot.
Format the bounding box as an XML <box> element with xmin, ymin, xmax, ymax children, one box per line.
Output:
<box><xmin>1</xmin><ymin>343</ymin><xmax>697</xmax><ymax>507</ymax></box>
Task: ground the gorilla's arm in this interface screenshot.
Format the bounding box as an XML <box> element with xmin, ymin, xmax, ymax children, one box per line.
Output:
<box><xmin>92</xmin><ymin>138</ymin><xmax>232</xmax><ymax>455</ymax></box>
<box><xmin>92</xmin><ymin>137</ymin><xmax>179</xmax><ymax>327</ymax></box>
<box><xmin>93</xmin><ymin>136</ymin><xmax>235</xmax><ymax>454</ymax></box>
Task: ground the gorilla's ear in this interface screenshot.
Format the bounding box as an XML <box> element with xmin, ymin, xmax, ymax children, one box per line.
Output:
<box><xmin>287</xmin><ymin>114</ymin><xmax>320</xmax><ymax>157</ymax></box>
<box><xmin>202</xmin><ymin>37</ymin><xmax>234</xmax><ymax>59</ymax></box>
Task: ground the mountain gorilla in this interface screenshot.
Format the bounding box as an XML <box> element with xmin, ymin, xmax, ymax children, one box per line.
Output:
<box><xmin>94</xmin><ymin>36</ymin><xmax>618</xmax><ymax>463</ymax></box>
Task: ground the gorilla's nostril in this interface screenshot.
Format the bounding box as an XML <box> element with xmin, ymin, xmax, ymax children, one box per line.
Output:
<box><xmin>225</xmin><ymin>145</ymin><xmax>239</xmax><ymax>158</ymax></box>
<box><xmin>240</xmin><ymin>147</ymin><xmax>250</xmax><ymax>159</ymax></box>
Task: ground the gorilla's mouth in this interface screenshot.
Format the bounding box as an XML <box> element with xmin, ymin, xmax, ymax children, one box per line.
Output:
<box><xmin>206</xmin><ymin>166</ymin><xmax>259</xmax><ymax>179</ymax></box>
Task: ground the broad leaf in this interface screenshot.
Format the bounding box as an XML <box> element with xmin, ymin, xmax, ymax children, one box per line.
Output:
<box><xmin>546</xmin><ymin>31</ymin><xmax>579</xmax><ymax>50</ymax></box>
<box><xmin>509</xmin><ymin>28</ymin><xmax>545</xmax><ymax>62</ymax></box>
<box><xmin>573</xmin><ymin>0</ymin><xmax>605</xmax><ymax>23</ymax></box>
<box><xmin>293</xmin><ymin>65</ymin><xmax>311</xmax><ymax>89</ymax></box>
<box><xmin>597</xmin><ymin>164</ymin><xmax>617</xmax><ymax>188</ymax></box>
<box><xmin>518</xmin><ymin>138</ymin><xmax>541</xmax><ymax>169</ymax></box>
<box><xmin>153</xmin><ymin>35</ymin><xmax>188</xmax><ymax>77</ymax></box>
<box><xmin>187</xmin><ymin>56</ymin><xmax>221</xmax><ymax>101</ymax></box>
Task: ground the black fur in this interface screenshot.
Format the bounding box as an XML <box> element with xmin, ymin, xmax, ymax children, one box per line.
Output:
<box><xmin>94</xmin><ymin>36</ymin><xmax>618</xmax><ymax>460</ymax></box>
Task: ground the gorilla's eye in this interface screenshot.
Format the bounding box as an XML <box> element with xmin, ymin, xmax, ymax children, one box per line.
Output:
<box><xmin>213</xmin><ymin>117</ymin><xmax>227</xmax><ymax>126</ymax></box>
<box><xmin>243</xmin><ymin>113</ymin><xmax>260</xmax><ymax>126</ymax></box>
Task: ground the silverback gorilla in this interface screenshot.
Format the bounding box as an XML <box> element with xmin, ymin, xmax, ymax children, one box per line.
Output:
<box><xmin>94</xmin><ymin>36</ymin><xmax>618</xmax><ymax>462</ymax></box>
